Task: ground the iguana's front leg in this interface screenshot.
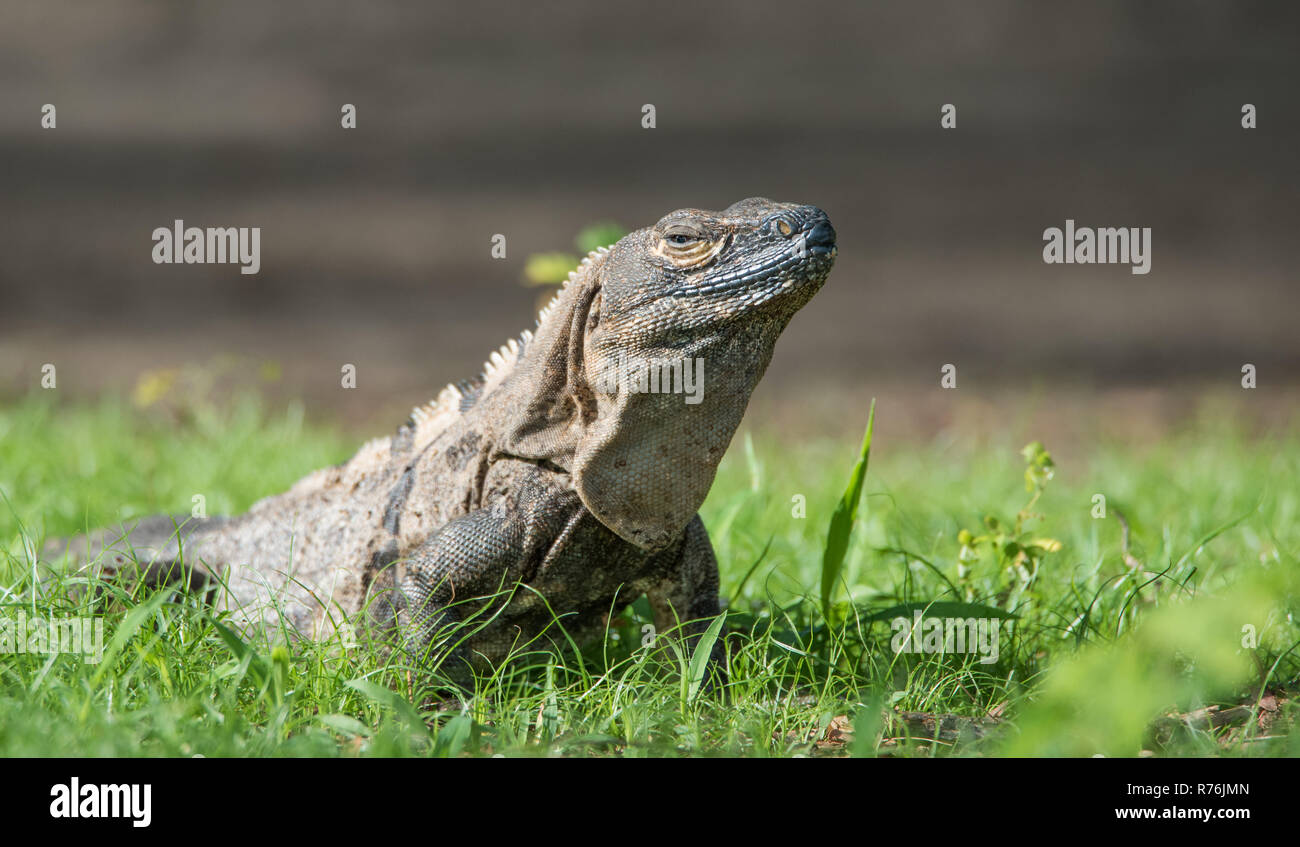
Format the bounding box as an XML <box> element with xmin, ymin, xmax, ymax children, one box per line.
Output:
<box><xmin>392</xmin><ymin>507</ymin><xmax>539</xmax><ymax>671</ymax></box>
<box><xmin>377</xmin><ymin>472</ymin><xmax>587</xmax><ymax>676</ymax></box>
<box><xmin>373</xmin><ymin>465</ymin><xmax>727</xmax><ymax>683</ymax></box>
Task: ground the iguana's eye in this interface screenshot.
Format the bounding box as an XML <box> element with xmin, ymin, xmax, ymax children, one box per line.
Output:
<box><xmin>653</xmin><ymin>222</ymin><xmax>723</xmax><ymax>267</ymax></box>
<box><xmin>763</xmin><ymin>216</ymin><xmax>794</xmax><ymax>238</ymax></box>
<box><xmin>665</xmin><ymin>223</ymin><xmax>707</xmax><ymax>246</ymax></box>
<box><xmin>663</xmin><ymin>227</ymin><xmax>702</xmax><ymax>247</ymax></box>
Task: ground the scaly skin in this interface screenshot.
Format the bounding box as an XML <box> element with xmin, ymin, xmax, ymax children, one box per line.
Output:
<box><xmin>46</xmin><ymin>197</ymin><xmax>837</xmax><ymax>677</ymax></box>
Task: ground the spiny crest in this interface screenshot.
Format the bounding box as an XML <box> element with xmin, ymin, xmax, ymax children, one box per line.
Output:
<box><xmin>481</xmin><ymin>336</ymin><xmax>521</xmax><ymax>379</ymax></box>
<box><xmin>403</xmin><ymin>245</ymin><xmax>611</xmax><ymax>447</ymax></box>
<box><xmin>409</xmin><ymin>381</ymin><xmax>468</xmax><ymax>427</ymax></box>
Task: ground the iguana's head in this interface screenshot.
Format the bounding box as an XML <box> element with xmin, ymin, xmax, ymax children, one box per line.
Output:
<box><xmin>596</xmin><ymin>197</ymin><xmax>837</xmax><ymax>336</ymax></box>
<box><xmin>507</xmin><ymin>198</ymin><xmax>837</xmax><ymax>551</ymax></box>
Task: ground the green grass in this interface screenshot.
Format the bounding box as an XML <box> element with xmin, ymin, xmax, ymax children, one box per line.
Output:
<box><xmin>2</xmin><ymin>392</ymin><xmax>1298</xmax><ymax>757</ymax></box>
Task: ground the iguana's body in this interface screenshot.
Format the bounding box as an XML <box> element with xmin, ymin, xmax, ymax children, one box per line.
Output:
<box><xmin>49</xmin><ymin>198</ymin><xmax>837</xmax><ymax>675</ymax></box>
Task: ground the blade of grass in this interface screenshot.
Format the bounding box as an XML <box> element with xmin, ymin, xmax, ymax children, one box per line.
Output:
<box><xmin>686</xmin><ymin>613</ymin><xmax>727</xmax><ymax>702</ymax></box>
<box><xmin>820</xmin><ymin>398</ymin><xmax>876</xmax><ymax>619</ymax></box>
<box><xmin>860</xmin><ymin>601</ymin><xmax>1019</xmax><ymax>624</ymax></box>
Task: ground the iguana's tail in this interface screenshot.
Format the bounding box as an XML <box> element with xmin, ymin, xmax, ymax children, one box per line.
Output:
<box><xmin>41</xmin><ymin>505</ymin><xmax>368</xmax><ymax>641</ymax></box>
<box><xmin>40</xmin><ymin>514</ymin><xmax>225</xmax><ymax>603</ymax></box>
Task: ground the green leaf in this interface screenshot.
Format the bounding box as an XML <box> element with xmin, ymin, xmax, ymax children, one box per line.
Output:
<box><xmin>522</xmin><ymin>252</ymin><xmax>580</xmax><ymax>287</ymax></box>
<box><xmin>686</xmin><ymin>613</ymin><xmax>727</xmax><ymax>701</ymax></box>
<box><xmin>574</xmin><ymin>222</ymin><xmax>626</xmax><ymax>254</ymax></box>
<box><xmin>433</xmin><ymin>714</ymin><xmax>474</xmax><ymax>757</ymax></box>
<box><xmin>851</xmin><ymin>696</ymin><xmax>885</xmax><ymax>758</ymax></box>
<box><xmin>209</xmin><ymin>618</ymin><xmax>268</xmax><ymax>686</ymax></box>
<box><xmin>345</xmin><ymin>678</ymin><xmax>429</xmax><ymax>735</ymax></box>
<box><xmin>860</xmin><ymin>601</ymin><xmax>1019</xmax><ymax>624</ymax></box>
<box><xmin>89</xmin><ymin>589</ymin><xmax>170</xmax><ymax>686</ymax></box>
<box><xmin>319</xmin><ymin>714</ymin><xmax>372</xmax><ymax>738</ymax></box>
<box><xmin>820</xmin><ymin>399</ymin><xmax>876</xmax><ymax>618</ymax></box>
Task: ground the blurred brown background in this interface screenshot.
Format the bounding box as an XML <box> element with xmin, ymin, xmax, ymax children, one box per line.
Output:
<box><xmin>1</xmin><ymin>0</ymin><xmax>1297</xmax><ymax>440</ymax></box>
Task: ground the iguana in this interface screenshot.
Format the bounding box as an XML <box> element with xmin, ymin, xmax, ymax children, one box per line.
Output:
<box><xmin>45</xmin><ymin>197</ymin><xmax>837</xmax><ymax>677</ymax></box>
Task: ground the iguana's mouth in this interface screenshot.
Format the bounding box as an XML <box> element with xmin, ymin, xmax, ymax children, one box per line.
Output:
<box><xmin>684</xmin><ymin>243</ymin><xmax>836</xmax><ymax>299</ymax></box>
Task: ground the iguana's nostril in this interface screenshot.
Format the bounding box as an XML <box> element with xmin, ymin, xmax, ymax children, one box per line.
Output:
<box><xmin>805</xmin><ymin>220</ymin><xmax>836</xmax><ymax>253</ymax></box>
